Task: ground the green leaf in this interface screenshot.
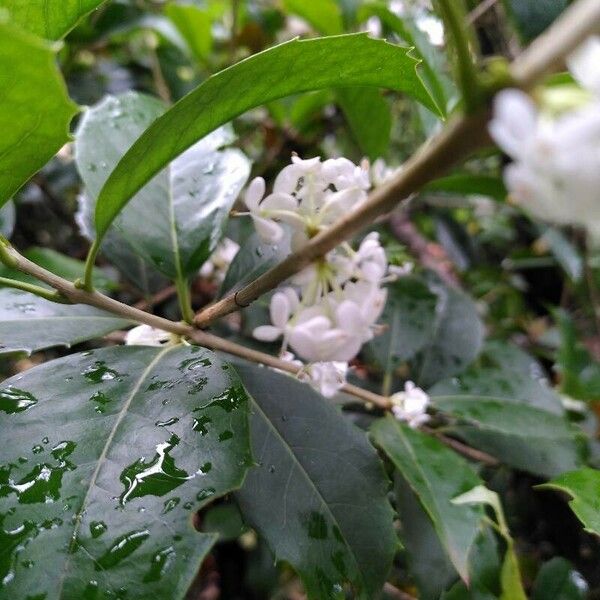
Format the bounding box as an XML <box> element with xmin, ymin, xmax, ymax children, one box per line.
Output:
<box><xmin>415</xmin><ymin>281</ymin><xmax>484</xmax><ymax>388</ymax></box>
<box><xmin>75</xmin><ymin>92</ymin><xmax>250</xmax><ymax>279</ymax></box>
<box><xmin>502</xmin><ymin>0</ymin><xmax>569</xmax><ymax>42</ymax></box>
<box><xmin>234</xmin><ymin>364</ymin><xmax>396</xmax><ymax>600</ymax></box>
<box><xmin>430</xmin><ymin>341</ymin><xmax>564</xmax><ymax>415</ymax></box>
<box><xmin>366</xmin><ymin>276</ymin><xmax>438</xmax><ymax>372</ymax></box>
<box><xmin>500</xmin><ymin>546</ymin><xmax>526</xmax><ymax>600</ymax></box>
<box><xmin>0</xmin><ymin>201</ymin><xmax>15</xmax><ymax>238</ymax></box>
<box><xmin>539</xmin><ymin>227</ymin><xmax>583</xmax><ymax>283</ymax></box>
<box><xmin>219</xmin><ymin>232</ymin><xmax>290</xmax><ymax>298</ymax></box>
<box><xmin>0</xmin><ymin>345</ymin><xmax>251</xmax><ymax>598</ymax></box>
<box><xmin>282</xmin><ymin>0</ymin><xmax>344</xmax><ymax>35</ymax></box>
<box><xmin>531</xmin><ymin>558</ymin><xmax>588</xmax><ymax>600</ymax></box>
<box><xmin>93</xmin><ymin>33</ymin><xmax>439</xmax><ymax>242</ymax></box>
<box><xmin>371</xmin><ymin>417</ymin><xmax>484</xmax><ymax>582</ymax></box>
<box><xmin>201</xmin><ymin>502</ymin><xmax>247</xmax><ymax>542</ymax></box>
<box><xmin>434</xmin><ymin>396</ymin><xmax>586</xmax><ymax>477</ymax></box>
<box><xmin>538</xmin><ymin>468</ymin><xmax>600</xmax><ymax>536</ymax></box>
<box><xmin>0</xmin><ymin>0</ymin><xmax>106</xmax><ymax>39</ymax></box>
<box><xmin>424</xmin><ymin>174</ymin><xmax>508</xmax><ymax>201</ymax></box>
<box><xmin>336</xmin><ymin>87</ymin><xmax>391</xmax><ymax>159</ymax></box>
<box><xmin>0</xmin><ymin>23</ymin><xmax>78</xmax><ymax>206</ymax></box>
<box><xmin>165</xmin><ymin>3</ymin><xmax>212</xmax><ymax>62</ymax></box>
<box><xmin>0</xmin><ymin>289</ymin><xmax>131</xmax><ymax>356</ymax></box>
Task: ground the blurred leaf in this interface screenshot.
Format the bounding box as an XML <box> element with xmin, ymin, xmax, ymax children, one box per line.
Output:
<box><xmin>366</xmin><ymin>276</ymin><xmax>438</xmax><ymax>372</ymax></box>
<box><xmin>283</xmin><ymin>0</ymin><xmax>344</xmax><ymax>35</ymax></box>
<box><xmin>202</xmin><ymin>502</ymin><xmax>247</xmax><ymax>542</ymax></box>
<box><xmin>336</xmin><ymin>87</ymin><xmax>391</xmax><ymax>159</ymax></box>
<box><xmin>499</xmin><ymin>546</ymin><xmax>526</xmax><ymax>600</ymax></box>
<box><xmin>556</xmin><ymin>311</ymin><xmax>600</xmax><ymax>402</ymax></box>
<box><xmin>0</xmin><ymin>23</ymin><xmax>78</xmax><ymax>206</ymax></box>
<box><xmin>0</xmin><ymin>345</ymin><xmax>252</xmax><ymax>597</ymax></box>
<box><xmin>502</xmin><ymin>0</ymin><xmax>569</xmax><ymax>42</ymax></box>
<box><xmin>0</xmin><ymin>0</ymin><xmax>107</xmax><ymax>39</ymax></box>
<box><xmin>539</xmin><ymin>227</ymin><xmax>583</xmax><ymax>282</ymax></box>
<box><xmin>0</xmin><ymin>201</ymin><xmax>15</xmax><ymax>238</ymax></box>
<box><xmin>219</xmin><ymin>232</ymin><xmax>290</xmax><ymax>298</ymax></box>
<box><xmin>75</xmin><ymin>92</ymin><xmax>250</xmax><ymax>280</ymax></box>
<box><xmin>93</xmin><ymin>33</ymin><xmax>440</xmax><ymax>242</ymax></box>
<box><xmin>434</xmin><ymin>396</ymin><xmax>586</xmax><ymax>477</ymax></box>
<box><xmin>538</xmin><ymin>467</ymin><xmax>600</xmax><ymax>536</ymax></box>
<box><xmin>430</xmin><ymin>341</ymin><xmax>564</xmax><ymax>415</ymax></box>
<box><xmin>372</xmin><ymin>417</ymin><xmax>484</xmax><ymax>582</ymax></box>
<box><xmin>165</xmin><ymin>3</ymin><xmax>212</xmax><ymax>63</ymax></box>
<box><xmin>235</xmin><ymin>364</ymin><xmax>396</xmax><ymax>600</ymax></box>
<box><xmin>0</xmin><ymin>289</ymin><xmax>131</xmax><ymax>356</ymax></box>
<box><xmin>425</xmin><ymin>174</ymin><xmax>507</xmax><ymax>201</ymax></box>
<box><xmin>415</xmin><ymin>282</ymin><xmax>484</xmax><ymax>388</ymax></box>
<box><xmin>531</xmin><ymin>557</ymin><xmax>588</xmax><ymax>600</ymax></box>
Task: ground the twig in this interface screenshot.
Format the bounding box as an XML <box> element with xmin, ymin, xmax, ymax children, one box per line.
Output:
<box><xmin>193</xmin><ymin>0</ymin><xmax>600</xmax><ymax>329</ymax></box>
<box><xmin>422</xmin><ymin>425</ymin><xmax>499</xmax><ymax>466</ymax></box>
<box><xmin>133</xmin><ymin>285</ymin><xmax>177</xmax><ymax>311</ymax></box>
<box><xmin>467</xmin><ymin>0</ymin><xmax>499</xmax><ymax>25</ymax></box>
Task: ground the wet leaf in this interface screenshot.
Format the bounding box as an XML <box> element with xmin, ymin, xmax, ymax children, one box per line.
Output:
<box><xmin>372</xmin><ymin>417</ymin><xmax>484</xmax><ymax>582</ymax></box>
<box><xmin>531</xmin><ymin>557</ymin><xmax>588</xmax><ymax>600</ymax></box>
<box><xmin>0</xmin><ymin>0</ymin><xmax>107</xmax><ymax>39</ymax></box>
<box><xmin>434</xmin><ymin>396</ymin><xmax>586</xmax><ymax>477</ymax></box>
<box><xmin>0</xmin><ymin>345</ymin><xmax>251</xmax><ymax>598</ymax></box>
<box><xmin>92</xmin><ymin>33</ymin><xmax>440</xmax><ymax>242</ymax></box>
<box><xmin>0</xmin><ymin>289</ymin><xmax>131</xmax><ymax>356</ymax></box>
<box><xmin>75</xmin><ymin>92</ymin><xmax>251</xmax><ymax>280</ymax></box>
<box><xmin>0</xmin><ymin>23</ymin><xmax>78</xmax><ymax>206</ymax></box>
<box><xmin>234</xmin><ymin>364</ymin><xmax>396</xmax><ymax>600</ymax></box>
<box><xmin>538</xmin><ymin>467</ymin><xmax>600</xmax><ymax>536</ymax></box>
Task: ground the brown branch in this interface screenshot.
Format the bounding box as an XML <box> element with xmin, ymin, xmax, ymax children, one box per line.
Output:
<box><xmin>193</xmin><ymin>0</ymin><xmax>600</xmax><ymax>329</ymax></box>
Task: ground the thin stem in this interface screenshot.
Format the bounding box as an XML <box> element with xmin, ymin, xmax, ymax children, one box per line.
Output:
<box><xmin>0</xmin><ymin>277</ymin><xmax>70</xmax><ymax>304</ymax></box>
<box><xmin>175</xmin><ymin>275</ymin><xmax>195</xmax><ymax>324</ymax></box>
<box><xmin>435</xmin><ymin>0</ymin><xmax>483</xmax><ymax>112</ymax></box>
<box><xmin>81</xmin><ymin>239</ymin><xmax>101</xmax><ymax>291</ymax></box>
<box><xmin>194</xmin><ymin>0</ymin><xmax>600</xmax><ymax>329</ymax></box>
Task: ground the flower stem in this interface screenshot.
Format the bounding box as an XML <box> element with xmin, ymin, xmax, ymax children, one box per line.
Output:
<box><xmin>0</xmin><ymin>276</ymin><xmax>70</xmax><ymax>303</ymax></box>
<box><xmin>175</xmin><ymin>275</ymin><xmax>195</xmax><ymax>324</ymax></box>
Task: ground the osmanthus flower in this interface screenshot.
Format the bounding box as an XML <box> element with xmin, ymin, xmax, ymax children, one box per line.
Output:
<box><xmin>390</xmin><ymin>381</ymin><xmax>430</xmax><ymax>428</ymax></box>
<box><xmin>125</xmin><ymin>324</ymin><xmax>173</xmax><ymax>346</ymax></box>
<box><xmin>489</xmin><ymin>35</ymin><xmax>600</xmax><ymax>239</ymax></box>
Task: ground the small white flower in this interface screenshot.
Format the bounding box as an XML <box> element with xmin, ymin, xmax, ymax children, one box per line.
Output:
<box><xmin>388</xmin><ymin>262</ymin><xmax>414</xmax><ymax>278</ymax></box>
<box><xmin>370</xmin><ymin>158</ymin><xmax>401</xmax><ymax>187</ymax></box>
<box><xmin>354</xmin><ymin>232</ymin><xmax>388</xmax><ymax>283</ymax></box>
<box><xmin>253</xmin><ymin>288</ymin><xmax>299</xmax><ymax>342</ymax></box>
<box><xmin>301</xmin><ymin>361</ymin><xmax>348</xmax><ymax>398</ymax></box>
<box><xmin>199</xmin><ymin>238</ymin><xmax>240</xmax><ymax>281</ymax></box>
<box><xmin>125</xmin><ymin>325</ymin><xmax>172</xmax><ymax>346</ymax></box>
<box><xmin>567</xmin><ymin>35</ymin><xmax>600</xmax><ymax>98</ymax></box>
<box><xmin>391</xmin><ymin>381</ymin><xmax>430</xmax><ymax>428</ymax></box>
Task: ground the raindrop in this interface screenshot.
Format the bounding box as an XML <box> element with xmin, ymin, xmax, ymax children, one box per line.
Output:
<box><xmin>197</xmin><ymin>462</ymin><xmax>212</xmax><ymax>475</ymax></box>
<box><xmin>0</xmin><ymin>387</ymin><xmax>38</xmax><ymax>414</ymax></box>
<box><xmin>143</xmin><ymin>546</ymin><xmax>176</xmax><ymax>583</ymax></box>
<box><xmin>89</xmin><ymin>391</ymin><xmax>112</xmax><ymax>414</ymax></box>
<box><xmin>192</xmin><ymin>414</ymin><xmax>211</xmax><ymax>435</ymax></box>
<box><xmin>196</xmin><ymin>488</ymin><xmax>215</xmax><ymax>502</ymax></box>
<box><xmin>82</xmin><ymin>361</ymin><xmax>123</xmax><ymax>384</ymax></box>
<box><xmin>206</xmin><ymin>386</ymin><xmax>245</xmax><ymax>413</ymax></box>
<box><xmin>218</xmin><ymin>431</ymin><xmax>233</xmax><ymax>442</ymax></box>
<box><xmin>155</xmin><ymin>417</ymin><xmax>179</xmax><ymax>428</ymax></box>
<box><xmin>178</xmin><ymin>357</ymin><xmax>211</xmax><ymax>372</ymax></box>
<box><xmin>161</xmin><ymin>497</ymin><xmax>180</xmax><ymax>515</ymax></box>
<box><xmin>96</xmin><ymin>529</ymin><xmax>150</xmax><ymax>570</ymax></box>
<box><xmin>89</xmin><ymin>521</ymin><xmax>107</xmax><ymax>539</ymax></box>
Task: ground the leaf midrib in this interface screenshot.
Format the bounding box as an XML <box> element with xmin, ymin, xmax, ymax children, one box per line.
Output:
<box><xmin>55</xmin><ymin>345</ymin><xmax>174</xmax><ymax>597</ymax></box>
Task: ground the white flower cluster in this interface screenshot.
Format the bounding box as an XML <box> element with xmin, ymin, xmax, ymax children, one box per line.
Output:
<box><xmin>390</xmin><ymin>381</ymin><xmax>430</xmax><ymax>428</ymax></box>
<box><xmin>243</xmin><ymin>155</ymin><xmax>391</xmax><ymax>397</ymax></box>
<box><xmin>489</xmin><ymin>36</ymin><xmax>600</xmax><ymax>239</ymax></box>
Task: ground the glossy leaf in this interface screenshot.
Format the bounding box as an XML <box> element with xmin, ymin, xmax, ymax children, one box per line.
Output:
<box><xmin>538</xmin><ymin>468</ymin><xmax>600</xmax><ymax>536</ymax></box>
<box><xmin>336</xmin><ymin>87</ymin><xmax>391</xmax><ymax>159</ymax></box>
<box><xmin>415</xmin><ymin>281</ymin><xmax>484</xmax><ymax>388</ymax></box>
<box><xmin>0</xmin><ymin>0</ymin><xmax>107</xmax><ymax>39</ymax></box>
<box><xmin>234</xmin><ymin>364</ymin><xmax>396</xmax><ymax>600</ymax></box>
<box><xmin>0</xmin><ymin>23</ymin><xmax>78</xmax><ymax>206</ymax></box>
<box><xmin>0</xmin><ymin>289</ymin><xmax>131</xmax><ymax>356</ymax></box>
<box><xmin>93</xmin><ymin>33</ymin><xmax>439</xmax><ymax>241</ymax></box>
<box><xmin>75</xmin><ymin>92</ymin><xmax>250</xmax><ymax>279</ymax></box>
<box><xmin>434</xmin><ymin>396</ymin><xmax>586</xmax><ymax>477</ymax></box>
<box><xmin>531</xmin><ymin>558</ymin><xmax>588</xmax><ymax>600</ymax></box>
<box><xmin>371</xmin><ymin>417</ymin><xmax>484</xmax><ymax>582</ymax></box>
<box><xmin>0</xmin><ymin>345</ymin><xmax>251</xmax><ymax>598</ymax></box>
<box><xmin>366</xmin><ymin>276</ymin><xmax>438</xmax><ymax>372</ymax></box>
<box><xmin>430</xmin><ymin>341</ymin><xmax>564</xmax><ymax>415</ymax></box>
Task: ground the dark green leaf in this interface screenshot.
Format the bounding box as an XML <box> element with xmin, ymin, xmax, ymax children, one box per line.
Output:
<box><xmin>430</xmin><ymin>341</ymin><xmax>564</xmax><ymax>415</ymax></box>
<box><xmin>531</xmin><ymin>557</ymin><xmax>588</xmax><ymax>600</ymax></box>
<box><xmin>434</xmin><ymin>396</ymin><xmax>586</xmax><ymax>477</ymax></box>
<box><xmin>0</xmin><ymin>289</ymin><xmax>131</xmax><ymax>356</ymax></box>
<box><xmin>0</xmin><ymin>345</ymin><xmax>251</xmax><ymax>598</ymax></box>
<box><xmin>415</xmin><ymin>282</ymin><xmax>484</xmax><ymax>388</ymax></box>
<box><xmin>202</xmin><ymin>502</ymin><xmax>247</xmax><ymax>542</ymax></box>
<box><xmin>219</xmin><ymin>232</ymin><xmax>290</xmax><ymax>298</ymax></box>
<box><xmin>235</xmin><ymin>364</ymin><xmax>396</xmax><ymax>600</ymax></box>
<box><xmin>372</xmin><ymin>417</ymin><xmax>484</xmax><ymax>582</ymax></box>
<box><xmin>283</xmin><ymin>0</ymin><xmax>344</xmax><ymax>35</ymax></box>
<box><xmin>0</xmin><ymin>23</ymin><xmax>78</xmax><ymax>206</ymax></box>
<box><xmin>538</xmin><ymin>468</ymin><xmax>600</xmax><ymax>536</ymax></box>
<box><xmin>502</xmin><ymin>0</ymin><xmax>569</xmax><ymax>42</ymax></box>
<box><xmin>336</xmin><ymin>87</ymin><xmax>391</xmax><ymax>159</ymax></box>
<box><xmin>366</xmin><ymin>276</ymin><xmax>438</xmax><ymax>371</ymax></box>
<box><xmin>75</xmin><ymin>92</ymin><xmax>250</xmax><ymax>279</ymax></box>
<box><xmin>93</xmin><ymin>33</ymin><xmax>440</xmax><ymax>241</ymax></box>
<box><xmin>425</xmin><ymin>174</ymin><xmax>507</xmax><ymax>201</ymax></box>
<box><xmin>0</xmin><ymin>0</ymin><xmax>107</xmax><ymax>39</ymax></box>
